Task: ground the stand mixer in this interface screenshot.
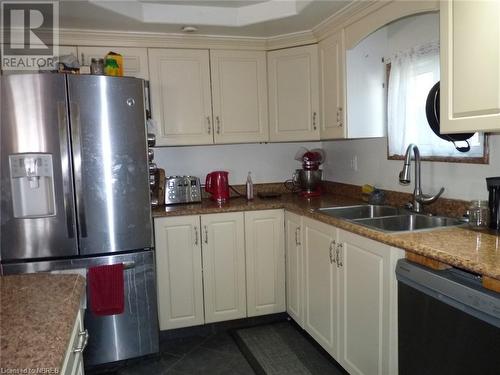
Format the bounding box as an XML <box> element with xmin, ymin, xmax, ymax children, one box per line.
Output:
<box><xmin>285</xmin><ymin>148</ymin><xmax>325</xmax><ymax>197</ymax></box>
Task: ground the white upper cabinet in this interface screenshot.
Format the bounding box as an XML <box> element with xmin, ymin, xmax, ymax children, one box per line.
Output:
<box><xmin>267</xmin><ymin>45</ymin><xmax>320</xmax><ymax>141</ymax></box>
<box><xmin>319</xmin><ymin>31</ymin><xmax>346</xmax><ymax>139</ymax></box>
<box><xmin>440</xmin><ymin>0</ymin><xmax>500</xmax><ymax>133</ymax></box>
<box><xmin>244</xmin><ymin>209</ymin><xmax>285</xmax><ymax>317</ymax></box>
<box><xmin>148</xmin><ymin>49</ymin><xmax>214</xmax><ymax>146</ymax></box>
<box><xmin>201</xmin><ymin>212</ymin><xmax>247</xmax><ymax>323</ymax></box>
<box><xmin>77</xmin><ymin>46</ymin><xmax>149</xmax><ymax>80</ymax></box>
<box><xmin>210</xmin><ymin>50</ymin><xmax>269</xmax><ymax>143</ymax></box>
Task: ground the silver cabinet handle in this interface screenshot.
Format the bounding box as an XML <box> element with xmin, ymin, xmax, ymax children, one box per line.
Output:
<box><xmin>329</xmin><ymin>240</ymin><xmax>336</xmax><ymax>264</ymax></box>
<box><xmin>206</xmin><ymin>116</ymin><xmax>211</xmax><ymax>134</ymax></box>
<box><xmin>295</xmin><ymin>227</ymin><xmax>301</xmax><ymax>245</ymax></box>
<box><xmin>216</xmin><ymin>116</ymin><xmax>221</xmax><ymax>134</ymax></box>
<box><xmin>204</xmin><ymin>225</ymin><xmax>208</xmax><ymax>244</ymax></box>
<box><xmin>337</xmin><ymin>107</ymin><xmax>343</xmax><ymax>127</ymax></box>
<box><xmin>336</xmin><ymin>243</ymin><xmax>343</xmax><ymax>268</ymax></box>
<box><xmin>312</xmin><ymin>111</ymin><xmax>317</xmax><ymax>130</ymax></box>
<box><xmin>74</xmin><ymin>329</ymin><xmax>89</xmax><ymax>353</ymax></box>
<box><xmin>194</xmin><ymin>226</ymin><xmax>199</xmax><ymax>246</ymax></box>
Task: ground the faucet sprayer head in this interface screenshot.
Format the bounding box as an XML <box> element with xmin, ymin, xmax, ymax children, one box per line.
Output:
<box><xmin>399</xmin><ymin>164</ymin><xmax>411</xmax><ymax>184</ymax></box>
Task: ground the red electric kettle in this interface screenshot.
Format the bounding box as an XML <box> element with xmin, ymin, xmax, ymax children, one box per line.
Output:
<box><xmin>205</xmin><ymin>171</ymin><xmax>230</xmax><ymax>202</ymax></box>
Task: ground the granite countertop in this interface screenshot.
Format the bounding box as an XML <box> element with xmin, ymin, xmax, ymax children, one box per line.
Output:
<box><xmin>0</xmin><ymin>273</ymin><xmax>86</xmax><ymax>372</ymax></box>
<box><xmin>153</xmin><ymin>193</ymin><xmax>500</xmax><ymax>281</ymax></box>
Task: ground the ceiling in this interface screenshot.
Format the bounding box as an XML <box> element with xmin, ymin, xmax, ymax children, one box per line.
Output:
<box><xmin>59</xmin><ymin>0</ymin><xmax>352</xmax><ymax>38</ymax></box>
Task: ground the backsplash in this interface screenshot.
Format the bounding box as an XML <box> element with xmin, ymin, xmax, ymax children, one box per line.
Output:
<box><xmin>322</xmin><ymin>136</ymin><xmax>500</xmax><ymax>201</ymax></box>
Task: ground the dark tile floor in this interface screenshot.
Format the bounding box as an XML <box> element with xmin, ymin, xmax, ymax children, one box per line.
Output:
<box><xmin>87</xmin><ymin>330</ymin><xmax>255</xmax><ymax>375</ymax></box>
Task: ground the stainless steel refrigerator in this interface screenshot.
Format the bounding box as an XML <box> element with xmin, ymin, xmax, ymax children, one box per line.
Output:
<box><xmin>0</xmin><ymin>74</ymin><xmax>159</xmax><ymax>367</ymax></box>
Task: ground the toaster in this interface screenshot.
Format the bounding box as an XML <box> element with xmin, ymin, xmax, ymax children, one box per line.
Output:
<box><xmin>165</xmin><ymin>176</ymin><xmax>202</xmax><ymax>205</ymax></box>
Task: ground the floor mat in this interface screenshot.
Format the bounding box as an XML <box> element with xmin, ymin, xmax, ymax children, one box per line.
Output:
<box><xmin>232</xmin><ymin>321</ymin><xmax>346</xmax><ymax>375</ymax></box>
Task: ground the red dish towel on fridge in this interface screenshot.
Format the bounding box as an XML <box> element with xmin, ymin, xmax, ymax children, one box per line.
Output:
<box><xmin>88</xmin><ymin>263</ymin><xmax>125</xmax><ymax>316</ymax></box>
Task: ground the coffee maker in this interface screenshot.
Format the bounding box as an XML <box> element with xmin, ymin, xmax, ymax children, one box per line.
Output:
<box><xmin>287</xmin><ymin>148</ymin><xmax>325</xmax><ymax>197</ymax></box>
<box><xmin>486</xmin><ymin>177</ymin><xmax>500</xmax><ymax>230</ymax></box>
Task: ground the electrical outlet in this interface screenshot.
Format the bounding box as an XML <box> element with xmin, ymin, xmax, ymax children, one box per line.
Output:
<box><xmin>349</xmin><ymin>155</ymin><xmax>358</xmax><ymax>171</ymax></box>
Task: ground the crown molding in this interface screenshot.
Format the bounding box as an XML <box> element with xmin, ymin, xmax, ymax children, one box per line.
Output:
<box><xmin>59</xmin><ymin>28</ymin><xmax>268</xmax><ymax>50</ymax></box>
<box><xmin>56</xmin><ymin>0</ymin><xmax>439</xmax><ymax>52</ymax></box>
<box><xmin>265</xmin><ymin>30</ymin><xmax>317</xmax><ymax>51</ymax></box>
<box><xmin>313</xmin><ymin>0</ymin><xmax>385</xmax><ymax>41</ymax></box>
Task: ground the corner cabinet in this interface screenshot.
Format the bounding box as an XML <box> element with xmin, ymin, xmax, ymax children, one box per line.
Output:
<box><xmin>319</xmin><ymin>31</ymin><xmax>346</xmax><ymax>139</ymax></box>
<box><xmin>267</xmin><ymin>45</ymin><xmax>320</xmax><ymax>141</ymax></box>
<box><xmin>244</xmin><ymin>209</ymin><xmax>285</xmax><ymax>317</ymax></box>
<box><xmin>148</xmin><ymin>49</ymin><xmax>214</xmax><ymax>146</ymax></box>
<box><xmin>440</xmin><ymin>0</ymin><xmax>500</xmax><ymax>133</ymax></box>
<box><xmin>210</xmin><ymin>50</ymin><xmax>269</xmax><ymax>143</ymax></box>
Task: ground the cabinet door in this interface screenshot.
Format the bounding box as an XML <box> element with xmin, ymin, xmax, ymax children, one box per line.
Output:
<box><xmin>303</xmin><ymin>217</ymin><xmax>338</xmax><ymax>357</ymax></box>
<box><xmin>210</xmin><ymin>50</ymin><xmax>269</xmax><ymax>143</ymax></box>
<box><xmin>148</xmin><ymin>49</ymin><xmax>214</xmax><ymax>146</ymax></box>
<box><xmin>285</xmin><ymin>211</ymin><xmax>304</xmax><ymax>326</ymax></box>
<box><xmin>77</xmin><ymin>46</ymin><xmax>149</xmax><ymax>79</ymax></box>
<box><xmin>245</xmin><ymin>209</ymin><xmax>285</xmax><ymax>317</ymax></box>
<box><xmin>440</xmin><ymin>0</ymin><xmax>500</xmax><ymax>133</ymax></box>
<box><xmin>319</xmin><ymin>31</ymin><xmax>346</xmax><ymax>139</ymax></box>
<box><xmin>154</xmin><ymin>216</ymin><xmax>204</xmax><ymax>330</ymax></box>
<box><xmin>201</xmin><ymin>212</ymin><xmax>246</xmax><ymax>323</ymax></box>
<box><xmin>268</xmin><ymin>45</ymin><xmax>320</xmax><ymax>141</ymax></box>
<box><xmin>337</xmin><ymin>229</ymin><xmax>392</xmax><ymax>375</ymax></box>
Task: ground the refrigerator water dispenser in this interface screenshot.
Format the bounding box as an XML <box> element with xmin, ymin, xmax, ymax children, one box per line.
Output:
<box><xmin>9</xmin><ymin>154</ymin><xmax>56</xmax><ymax>218</ymax></box>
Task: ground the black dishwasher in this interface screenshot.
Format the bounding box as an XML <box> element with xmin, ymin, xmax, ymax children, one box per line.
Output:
<box><xmin>396</xmin><ymin>259</ymin><xmax>500</xmax><ymax>375</ymax></box>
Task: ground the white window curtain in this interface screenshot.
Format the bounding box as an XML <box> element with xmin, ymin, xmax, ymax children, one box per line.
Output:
<box><xmin>387</xmin><ymin>41</ymin><xmax>484</xmax><ymax>158</ymax></box>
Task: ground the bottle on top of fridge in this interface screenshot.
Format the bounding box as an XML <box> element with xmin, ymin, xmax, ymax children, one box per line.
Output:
<box><xmin>246</xmin><ymin>172</ymin><xmax>254</xmax><ymax>201</ymax></box>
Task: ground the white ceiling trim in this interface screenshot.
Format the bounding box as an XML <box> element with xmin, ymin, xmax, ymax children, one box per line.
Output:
<box><xmin>90</xmin><ymin>0</ymin><xmax>314</xmax><ymax>27</ymax></box>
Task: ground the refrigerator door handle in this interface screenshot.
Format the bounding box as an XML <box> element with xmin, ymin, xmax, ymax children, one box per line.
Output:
<box><xmin>58</xmin><ymin>102</ymin><xmax>75</xmax><ymax>239</ymax></box>
<box><xmin>70</xmin><ymin>102</ymin><xmax>88</xmax><ymax>238</ymax></box>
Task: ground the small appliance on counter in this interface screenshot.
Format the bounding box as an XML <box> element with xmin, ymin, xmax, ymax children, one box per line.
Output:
<box><xmin>486</xmin><ymin>177</ymin><xmax>500</xmax><ymax>230</ymax></box>
<box><xmin>285</xmin><ymin>148</ymin><xmax>325</xmax><ymax>197</ymax></box>
<box><xmin>164</xmin><ymin>176</ymin><xmax>202</xmax><ymax>205</ymax></box>
<box><xmin>205</xmin><ymin>171</ymin><xmax>230</xmax><ymax>203</ymax></box>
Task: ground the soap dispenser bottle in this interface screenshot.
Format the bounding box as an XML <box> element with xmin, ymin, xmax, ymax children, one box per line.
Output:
<box><xmin>246</xmin><ymin>172</ymin><xmax>254</xmax><ymax>201</ymax></box>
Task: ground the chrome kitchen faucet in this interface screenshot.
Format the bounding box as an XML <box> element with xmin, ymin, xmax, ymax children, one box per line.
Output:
<box><xmin>399</xmin><ymin>144</ymin><xmax>445</xmax><ymax>213</ymax></box>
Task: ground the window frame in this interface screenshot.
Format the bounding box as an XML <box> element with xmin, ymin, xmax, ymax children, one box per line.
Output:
<box><xmin>385</xmin><ymin>62</ymin><xmax>489</xmax><ymax>164</ymax></box>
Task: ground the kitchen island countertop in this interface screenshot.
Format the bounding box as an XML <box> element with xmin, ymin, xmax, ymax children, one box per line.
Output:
<box><xmin>0</xmin><ymin>273</ymin><xmax>86</xmax><ymax>372</ymax></box>
<box><xmin>153</xmin><ymin>193</ymin><xmax>500</xmax><ymax>282</ymax></box>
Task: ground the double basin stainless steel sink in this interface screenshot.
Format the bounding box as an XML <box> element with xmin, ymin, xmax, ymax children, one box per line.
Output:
<box><xmin>317</xmin><ymin>205</ymin><xmax>463</xmax><ymax>233</ymax></box>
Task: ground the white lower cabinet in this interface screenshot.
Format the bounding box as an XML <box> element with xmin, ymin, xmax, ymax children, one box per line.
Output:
<box><xmin>155</xmin><ymin>210</ymin><xmax>286</xmax><ymax>329</ymax></box>
<box><xmin>245</xmin><ymin>209</ymin><xmax>285</xmax><ymax>317</ymax></box>
<box><xmin>302</xmin><ymin>217</ymin><xmax>339</xmax><ymax>357</ymax></box>
<box><xmin>61</xmin><ymin>309</ymin><xmax>86</xmax><ymax>375</ymax></box>
<box><xmin>154</xmin><ymin>215</ymin><xmax>204</xmax><ymax>330</ymax></box>
<box><xmin>287</xmin><ymin>216</ymin><xmax>403</xmax><ymax>375</ymax></box>
<box><xmin>201</xmin><ymin>212</ymin><xmax>247</xmax><ymax>323</ymax></box>
<box><xmin>337</xmin><ymin>229</ymin><xmax>403</xmax><ymax>375</ymax></box>
<box><xmin>285</xmin><ymin>211</ymin><xmax>304</xmax><ymax>327</ymax></box>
